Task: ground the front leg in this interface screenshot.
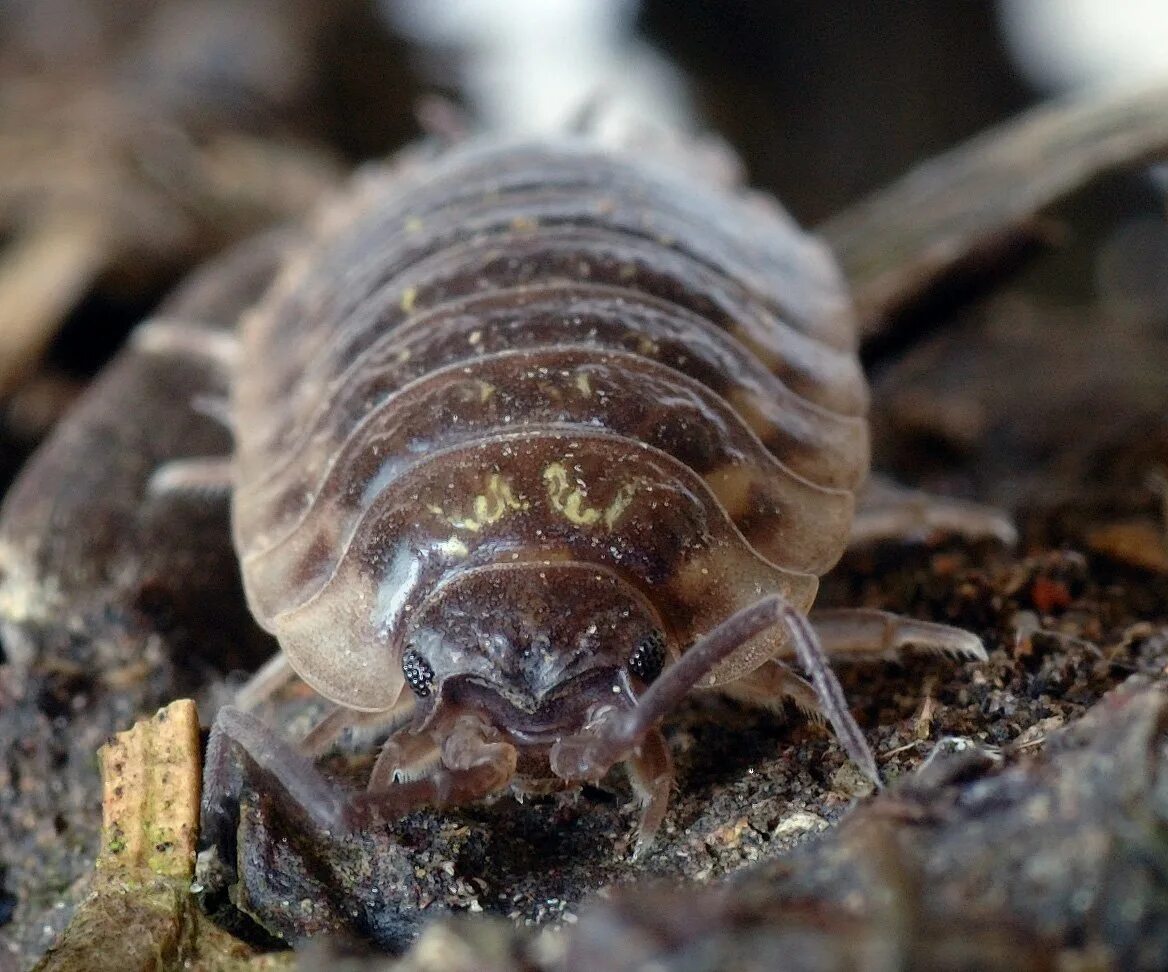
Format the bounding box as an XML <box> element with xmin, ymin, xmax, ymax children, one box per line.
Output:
<box><xmin>201</xmin><ymin>707</ymin><xmax>520</xmax><ymax>864</ymax></box>
<box><xmin>810</xmin><ymin>609</ymin><xmax>988</xmax><ymax>662</ymax></box>
<box><xmin>201</xmin><ymin>706</ymin><xmax>354</xmax><ymax>871</ymax></box>
<box><xmin>719</xmin><ymin>611</ymin><xmax>987</xmax><ymax>729</ymax></box>
<box><xmin>717</xmin><ymin>657</ymin><xmax>823</xmax><ymax>719</ymax></box>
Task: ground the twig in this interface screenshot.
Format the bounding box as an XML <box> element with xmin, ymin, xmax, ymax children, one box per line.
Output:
<box><xmin>821</xmin><ymin>81</ymin><xmax>1168</xmax><ymax>334</ymax></box>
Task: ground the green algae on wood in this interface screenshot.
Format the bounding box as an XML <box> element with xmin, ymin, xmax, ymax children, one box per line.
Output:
<box><xmin>97</xmin><ymin>698</ymin><xmax>202</xmax><ymax>880</ymax></box>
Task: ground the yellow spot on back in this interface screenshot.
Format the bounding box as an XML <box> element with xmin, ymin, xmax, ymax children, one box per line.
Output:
<box><xmin>427</xmin><ymin>474</ymin><xmax>527</xmax><ymax>533</ymax></box>
<box><xmin>400</xmin><ymin>286</ymin><xmax>417</xmax><ymax>314</ymax></box>
<box><xmin>405</xmin><ymin>216</ymin><xmax>424</xmax><ymax>233</ymax></box>
<box><xmin>543</xmin><ymin>463</ymin><xmax>639</xmax><ymax>529</ymax></box>
<box><xmin>574</xmin><ymin>372</ymin><xmax>592</xmax><ymax>397</ymax></box>
<box><xmin>602</xmin><ymin>482</ymin><xmax>639</xmax><ymax>528</ymax></box>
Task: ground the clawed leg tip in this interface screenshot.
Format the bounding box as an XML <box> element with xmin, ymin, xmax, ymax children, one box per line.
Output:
<box><xmin>948</xmin><ymin>634</ymin><xmax>990</xmax><ymax>662</ymax></box>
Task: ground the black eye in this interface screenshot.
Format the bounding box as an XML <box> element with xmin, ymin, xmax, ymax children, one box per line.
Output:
<box><xmin>629</xmin><ymin>629</ymin><xmax>666</xmax><ymax>683</ymax></box>
<box><xmin>402</xmin><ymin>648</ymin><xmax>435</xmax><ymax>697</ymax></box>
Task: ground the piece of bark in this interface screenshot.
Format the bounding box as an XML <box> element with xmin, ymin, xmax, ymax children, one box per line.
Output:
<box><xmin>821</xmin><ymin>81</ymin><xmax>1168</xmax><ymax>333</ymax></box>
<box><xmin>31</xmin><ymin>700</ymin><xmax>288</xmax><ymax>972</ymax></box>
<box><xmin>96</xmin><ymin>698</ymin><xmax>202</xmax><ymax>880</ymax></box>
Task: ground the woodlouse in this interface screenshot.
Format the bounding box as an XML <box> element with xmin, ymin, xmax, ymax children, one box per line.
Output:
<box><xmin>4</xmin><ymin>78</ymin><xmax>1167</xmax><ymax>962</ymax></box>
<box><xmin>0</xmin><ymin>134</ymin><xmax>993</xmax><ymax>859</ymax></box>
<box><xmin>193</xmin><ymin>136</ymin><xmax>988</xmax><ymax>852</ymax></box>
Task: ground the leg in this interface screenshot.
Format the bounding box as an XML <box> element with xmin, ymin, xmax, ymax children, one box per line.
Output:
<box><xmin>189</xmin><ymin>393</ymin><xmax>234</xmax><ymax>432</ymax></box>
<box><xmin>299</xmin><ymin>704</ymin><xmax>356</xmax><ymax>758</ymax></box>
<box><xmin>810</xmin><ymin>609</ymin><xmax>987</xmax><ymax>662</ymax></box>
<box><xmin>851</xmin><ymin>473</ymin><xmax>1017</xmax><ymax>548</ymax></box>
<box><xmin>147</xmin><ymin>456</ymin><xmax>234</xmax><ymax>500</ymax></box>
<box><xmin>624</xmin><ymin>727</ymin><xmax>673</xmax><ymax>859</ymax></box>
<box><xmin>717</xmin><ymin>658</ymin><xmax>823</xmax><ymax>721</ymax></box>
<box><xmin>718</xmin><ymin>612</ymin><xmax>984</xmax><ymax>737</ymax></box>
<box><xmin>301</xmin><ymin>690</ymin><xmax>418</xmax><ymax>760</ymax></box>
<box><xmin>132</xmin><ymin>317</ymin><xmax>241</xmax><ymax>372</ymax></box>
<box><xmin>368</xmin><ymin>730</ymin><xmax>442</xmax><ymax>789</ymax></box>
<box><xmin>201</xmin><ymin>706</ymin><xmax>352</xmax><ymax>869</ymax></box>
<box><xmin>231</xmin><ymin>651</ymin><xmax>296</xmax><ymax>713</ymax></box>
<box><xmin>202</xmin><ymin>707</ymin><xmax>519</xmax><ymax>854</ymax></box>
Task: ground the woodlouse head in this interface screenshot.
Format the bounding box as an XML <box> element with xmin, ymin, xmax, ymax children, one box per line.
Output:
<box><xmin>399</xmin><ymin>562</ymin><xmax>670</xmax><ymax>767</ymax></box>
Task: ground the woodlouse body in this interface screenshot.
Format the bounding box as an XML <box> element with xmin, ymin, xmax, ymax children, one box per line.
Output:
<box><xmin>2</xmin><ymin>133</ymin><xmax>989</xmax><ymax>857</ymax></box>
<box><xmin>196</xmin><ymin>137</ymin><xmax>908</xmax><ymax>838</ymax></box>
<box><xmin>234</xmin><ymin>139</ymin><xmax>868</xmax><ymax>723</ymax></box>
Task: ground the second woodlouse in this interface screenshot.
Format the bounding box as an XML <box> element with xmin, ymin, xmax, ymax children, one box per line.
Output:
<box><xmin>172</xmin><ymin>135</ymin><xmax>990</xmax><ymax>854</ymax></box>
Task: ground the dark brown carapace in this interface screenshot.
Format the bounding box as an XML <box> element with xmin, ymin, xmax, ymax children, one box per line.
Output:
<box><xmin>195</xmin><ymin>136</ymin><xmax>983</xmax><ymax>853</ymax></box>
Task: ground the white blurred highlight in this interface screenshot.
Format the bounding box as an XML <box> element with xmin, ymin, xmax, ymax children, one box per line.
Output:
<box><xmin>383</xmin><ymin>0</ymin><xmax>691</xmax><ymax>137</ymax></box>
<box><xmin>998</xmin><ymin>0</ymin><xmax>1168</xmax><ymax>92</ymax></box>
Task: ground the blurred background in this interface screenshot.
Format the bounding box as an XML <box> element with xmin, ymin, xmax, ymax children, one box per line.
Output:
<box><xmin>1</xmin><ymin>0</ymin><xmax>1166</xmax><ymax>505</ymax></box>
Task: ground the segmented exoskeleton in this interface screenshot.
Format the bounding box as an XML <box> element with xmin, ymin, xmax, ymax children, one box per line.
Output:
<box><xmin>190</xmin><ymin>136</ymin><xmax>985</xmax><ymax>853</ymax></box>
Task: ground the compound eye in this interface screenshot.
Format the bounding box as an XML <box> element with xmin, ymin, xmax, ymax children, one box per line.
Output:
<box><xmin>402</xmin><ymin>648</ymin><xmax>435</xmax><ymax>697</ymax></box>
<box><xmin>628</xmin><ymin>629</ymin><xmax>666</xmax><ymax>683</ymax></box>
